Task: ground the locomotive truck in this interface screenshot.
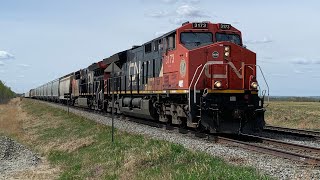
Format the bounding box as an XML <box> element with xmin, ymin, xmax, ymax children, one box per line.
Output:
<box><xmin>28</xmin><ymin>21</ymin><xmax>268</xmax><ymax>134</ymax></box>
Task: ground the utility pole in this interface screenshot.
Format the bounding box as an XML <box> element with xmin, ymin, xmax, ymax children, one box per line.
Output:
<box><xmin>104</xmin><ymin>62</ymin><xmax>121</xmax><ymax>143</ymax></box>
<box><xmin>111</xmin><ymin>62</ymin><xmax>115</xmax><ymax>143</ymax></box>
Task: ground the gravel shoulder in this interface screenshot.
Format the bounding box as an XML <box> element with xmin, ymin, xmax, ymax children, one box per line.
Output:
<box><xmin>0</xmin><ymin>136</ymin><xmax>40</xmax><ymax>179</ymax></box>
<box><xmin>0</xmin><ymin>98</ymin><xmax>59</xmax><ymax>179</ymax></box>
<box><xmin>41</xmin><ymin>100</ymin><xmax>320</xmax><ymax>180</ymax></box>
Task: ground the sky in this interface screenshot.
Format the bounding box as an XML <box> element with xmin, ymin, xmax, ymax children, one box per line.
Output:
<box><xmin>0</xmin><ymin>0</ymin><xmax>319</xmax><ymax>96</ymax></box>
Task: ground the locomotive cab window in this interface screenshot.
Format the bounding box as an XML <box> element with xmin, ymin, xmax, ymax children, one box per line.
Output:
<box><xmin>154</xmin><ymin>40</ymin><xmax>159</xmax><ymax>51</ymax></box>
<box><xmin>180</xmin><ymin>32</ymin><xmax>213</xmax><ymax>49</ymax></box>
<box><xmin>165</xmin><ymin>33</ymin><xmax>176</xmax><ymax>50</ymax></box>
<box><xmin>215</xmin><ymin>33</ymin><xmax>242</xmax><ymax>45</ymax></box>
<box><xmin>145</xmin><ymin>43</ymin><xmax>152</xmax><ymax>53</ymax></box>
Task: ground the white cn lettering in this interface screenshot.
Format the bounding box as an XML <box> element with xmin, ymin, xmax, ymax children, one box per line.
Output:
<box><xmin>205</xmin><ymin>61</ymin><xmax>243</xmax><ymax>79</ymax></box>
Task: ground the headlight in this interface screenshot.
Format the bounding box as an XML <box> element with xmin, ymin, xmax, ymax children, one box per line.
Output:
<box><xmin>224</xmin><ymin>46</ymin><xmax>230</xmax><ymax>57</ymax></box>
<box><xmin>251</xmin><ymin>82</ymin><xmax>258</xmax><ymax>89</ymax></box>
<box><xmin>214</xmin><ymin>81</ymin><xmax>222</xmax><ymax>88</ymax></box>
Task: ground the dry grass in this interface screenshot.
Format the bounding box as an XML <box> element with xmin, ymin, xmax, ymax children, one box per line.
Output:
<box><xmin>0</xmin><ymin>98</ymin><xmax>60</xmax><ymax>179</ymax></box>
<box><xmin>0</xmin><ymin>98</ymin><xmax>24</xmax><ymax>137</ymax></box>
<box><xmin>4</xmin><ymin>159</ymin><xmax>60</xmax><ymax>180</ymax></box>
<box><xmin>265</xmin><ymin>101</ymin><xmax>320</xmax><ymax>130</ymax></box>
<box><xmin>58</xmin><ymin>136</ymin><xmax>95</xmax><ymax>153</ymax></box>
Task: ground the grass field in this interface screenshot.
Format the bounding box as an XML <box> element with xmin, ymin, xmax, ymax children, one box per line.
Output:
<box><xmin>265</xmin><ymin>101</ymin><xmax>320</xmax><ymax>131</ymax></box>
<box><xmin>0</xmin><ymin>99</ymin><xmax>270</xmax><ymax>179</ymax></box>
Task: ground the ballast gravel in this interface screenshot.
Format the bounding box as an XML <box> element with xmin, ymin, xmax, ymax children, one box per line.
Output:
<box><xmin>41</xmin><ymin>101</ymin><xmax>320</xmax><ymax>180</ymax></box>
<box><xmin>0</xmin><ymin>136</ymin><xmax>40</xmax><ymax>178</ymax></box>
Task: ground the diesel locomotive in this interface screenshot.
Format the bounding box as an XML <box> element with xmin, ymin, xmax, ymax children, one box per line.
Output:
<box><xmin>28</xmin><ymin>21</ymin><xmax>268</xmax><ymax>134</ymax></box>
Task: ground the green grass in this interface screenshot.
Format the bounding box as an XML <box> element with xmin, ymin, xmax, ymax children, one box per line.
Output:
<box><xmin>22</xmin><ymin>99</ymin><xmax>270</xmax><ymax>180</ymax></box>
<box><xmin>265</xmin><ymin>101</ymin><xmax>320</xmax><ymax>131</ymax></box>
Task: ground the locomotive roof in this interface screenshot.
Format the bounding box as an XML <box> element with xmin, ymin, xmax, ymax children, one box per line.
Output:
<box><xmin>88</xmin><ymin>62</ymin><xmax>99</xmax><ymax>71</ymax></box>
<box><xmin>143</xmin><ymin>29</ymin><xmax>176</xmax><ymax>45</ymax></box>
<box><xmin>102</xmin><ymin>50</ymin><xmax>127</xmax><ymax>65</ymax></box>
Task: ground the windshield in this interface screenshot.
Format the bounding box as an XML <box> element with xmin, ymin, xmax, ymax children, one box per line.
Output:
<box><xmin>216</xmin><ymin>33</ymin><xmax>241</xmax><ymax>45</ymax></box>
<box><xmin>180</xmin><ymin>32</ymin><xmax>213</xmax><ymax>49</ymax></box>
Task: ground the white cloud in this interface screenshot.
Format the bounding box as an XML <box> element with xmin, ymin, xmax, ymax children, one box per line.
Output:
<box><xmin>244</xmin><ymin>37</ymin><xmax>273</xmax><ymax>44</ymax></box>
<box><xmin>161</xmin><ymin>0</ymin><xmax>178</xmax><ymax>3</ymax></box>
<box><xmin>291</xmin><ymin>58</ymin><xmax>320</xmax><ymax>65</ymax></box>
<box><xmin>0</xmin><ymin>50</ymin><xmax>14</xmax><ymax>60</ymax></box>
<box><xmin>182</xmin><ymin>0</ymin><xmax>201</xmax><ymax>3</ymax></box>
<box><xmin>17</xmin><ymin>63</ymin><xmax>31</xmax><ymax>67</ymax></box>
<box><xmin>167</xmin><ymin>4</ymin><xmax>211</xmax><ymax>25</ymax></box>
<box><xmin>0</xmin><ymin>69</ymin><xmax>5</xmax><ymax>73</ymax></box>
<box><xmin>144</xmin><ymin>0</ymin><xmax>199</xmax><ymax>3</ymax></box>
<box><xmin>0</xmin><ymin>61</ymin><xmax>4</xmax><ymax>66</ymax></box>
<box><xmin>293</xmin><ymin>69</ymin><xmax>304</xmax><ymax>74</ymax></box>
<box><xmin>144</xmin><ymin>3</ymin><xmax>210</xmax><ymax>25</ymax></box>
<box><xmin>145</xmin><ymin>10</ymin><xmax>169</xmax><ymax>18</ymax></box>
<box><xmin>18</xmin><ymin>75</ymin><xmax>25</xmax><ymax>78</ymax></box>
<box><xmin>142</xmin><ymin>0</ymin><xmax>178</xmax><ymax>4</ymax></box>
<box><xmin>176</xmin><ymin>4</ymin><xmax>207</xmax><ymax>18</ymax></box>
<box><xmin>169</xmin><ymin>17</ymin><xmax>187</xmax><ymax>25</ymax></box>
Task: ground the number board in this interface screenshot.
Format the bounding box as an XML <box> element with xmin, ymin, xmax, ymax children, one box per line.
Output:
<box><xmin>192</xmin><ymin>22</ymin><xmax>208</xmax><ymax>29</ymax></box>
<box><xmin>219</xmin><ymin>24</ymin><xmax>231</xmax><ymax>30</ymax></box>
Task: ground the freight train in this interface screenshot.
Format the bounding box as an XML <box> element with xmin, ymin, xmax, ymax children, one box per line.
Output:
<box><xmin>25</xmin><ymin>21</ymin><xmax>268</xmax><ymax>134</ymax></box>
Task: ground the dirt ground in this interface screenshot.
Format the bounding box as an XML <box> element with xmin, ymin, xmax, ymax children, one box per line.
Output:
<box><xmin>0</xmin><ymin>98</ymin><xmax>59</xmax><ymax>179</ymax></box>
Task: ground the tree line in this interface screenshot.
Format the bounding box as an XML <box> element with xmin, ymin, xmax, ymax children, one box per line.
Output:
<box><xmin>0</xmin><ymin>80</ymin><xmax>16</xmax><ymax>104</ymax></box>
<box><xmin>269</xmin><ymin>96</ymin><xmax>320</xmax><ymax>102</ymax></box>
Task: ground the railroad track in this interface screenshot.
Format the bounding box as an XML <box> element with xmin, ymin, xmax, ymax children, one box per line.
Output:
<box><xmin>264</xmin><ymin>125</ymin><xmax>320</xmax><ymax>139</ymax></box>
<box><xmin>36</xmin><ymin>99</ymin><xmax>320</xmax><ymax>166</ymax></box>
<box><xmin>215</xmin><ymin>134</ymin><xmax>320</xmax><ymax>166</ymax></box>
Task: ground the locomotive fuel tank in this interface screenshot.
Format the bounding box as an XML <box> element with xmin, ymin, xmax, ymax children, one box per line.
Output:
<box><xmin>119</xmin><ymin>98</ymin><xmax>157</xmax><ymax>120</ymax></box>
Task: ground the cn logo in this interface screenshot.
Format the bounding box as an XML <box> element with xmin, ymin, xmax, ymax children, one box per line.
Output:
<box><xmin>205</xmin><ymin>61</ymin><xmax>243</xmax><ymax>79</ymax></box>
<box><xmin>212</xmin><ymin>51</ymin><xmax>219</xmax><ymax>58</ymax></box>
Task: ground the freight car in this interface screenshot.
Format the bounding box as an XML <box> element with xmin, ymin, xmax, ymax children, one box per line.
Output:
<box><xmin>28</xmin><ymin>21</ymin><xmax>268</xmax><ymax>134</ymax></box>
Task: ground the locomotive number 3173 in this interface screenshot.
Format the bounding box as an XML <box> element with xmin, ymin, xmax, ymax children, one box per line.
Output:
<box><xmin>192</xmin><ymin>23</ymin><xmax>208</xmax><ymax>28</ymax></box>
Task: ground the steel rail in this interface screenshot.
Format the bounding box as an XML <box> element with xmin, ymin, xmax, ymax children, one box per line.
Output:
<box><xmin>241</xmin><ymin>134</ymin><xmax>320</xmax><ymax>154</ymax></box>
<box><xmin>264</xmin><ymin>125</ymin><xmax>320</xmax><ymax>138</ymax></box>
<box><xmin>215</xmin><ymin>136</ymin><xmax>320</xmax><ymax>166</ymax></box>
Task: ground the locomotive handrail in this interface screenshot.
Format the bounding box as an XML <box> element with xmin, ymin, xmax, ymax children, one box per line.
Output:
<box><xmin>192</xmin><ymin>62</ymin><xmax>269</xmax><ymax>104</ymax></box>
<box><xmin>256</xmin><ymin>65</ymin><xmax>269</xmax><ymax>103</ymax></box>
<box><xmin>193</xmin><ymin>61</ymin><xmax>219</xmax><ymax>103</ymax></box>
<box><xmin>188</xmin><ymin>64</ymin><xmax>203</xmax><ymax>109</ymax></box>
<box><xmin>245</xmin><ymin>64</ymin><xmax>270</xmax><ymax>103</ymax></box>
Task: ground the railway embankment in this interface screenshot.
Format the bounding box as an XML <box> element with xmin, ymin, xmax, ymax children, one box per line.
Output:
<box><xmin>0</xmin><ymin>98</ymin><xmax>268</xmax><ymax>179</ymax></box>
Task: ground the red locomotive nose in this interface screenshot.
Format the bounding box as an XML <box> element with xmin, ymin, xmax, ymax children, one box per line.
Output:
<box><xmin>198</xmin><ymin>42</ymin><xmax>257</xmax><ymax>91</ymax></box>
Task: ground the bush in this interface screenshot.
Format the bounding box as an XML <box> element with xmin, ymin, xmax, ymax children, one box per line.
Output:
<box><xmin>0</xmin><ymin>80</ymin><xmax>16</xmax><ymax>104</ymax></box>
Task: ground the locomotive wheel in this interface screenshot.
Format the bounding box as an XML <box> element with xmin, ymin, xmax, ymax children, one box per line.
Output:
<box><xmin>195</xmin><ymin>124</ymin><xmax>207</xmax><ymax>138</ymax></box>
<box><xmin>165</xmin><ymin>115</ymin><xmax>174</xmax><ymax>130</ymax></box>
<box><xmin>178</xmin><ymin>119</ymin><xmax>188</xmax><ymax>134</ymax></box>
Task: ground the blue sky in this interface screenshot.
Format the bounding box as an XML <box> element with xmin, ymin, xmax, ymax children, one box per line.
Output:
<box><xmin>0</xmin><ymin>0</ymin><xmax>319</xmax><ymax>96</ymax></box>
